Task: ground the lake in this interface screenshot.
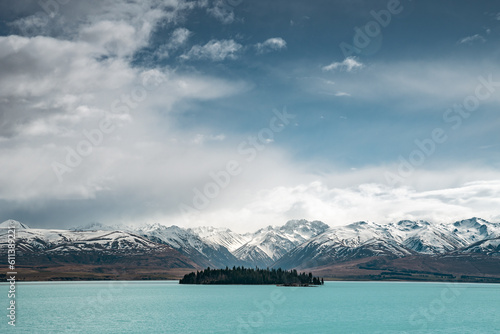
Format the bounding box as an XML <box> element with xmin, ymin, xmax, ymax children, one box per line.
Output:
<box><xmin>1</xmin><ymin>281</ymin><xmax>499</xmax><ymax>333</ymax></box>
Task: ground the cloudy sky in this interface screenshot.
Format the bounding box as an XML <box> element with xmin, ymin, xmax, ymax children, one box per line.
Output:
<box><xmin>1</xmin><ymin>0</ymin><xmax>500</xmax><ymax>231</ymax></box>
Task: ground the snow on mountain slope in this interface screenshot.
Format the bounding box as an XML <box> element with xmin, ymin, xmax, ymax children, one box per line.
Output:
<box><xmin>233</xmin><ymin>220</ymin><xmax>330</xmax><ymax>267</ymax></box>
<box><xmin>188</xmin><ymin>226</ymin><xmax>250</xmax><ymax>252</ymax></box>
<box><xmin>461</xmin><ymin>237</ymin><xmax>500</xmax><ymax>256</ymax></box>
<box><xmin>0</xmin><ymin>219</ymin><xmax>29</xmax><ymax>229</ymax></box>
<box><xmin>396</xmin><ymin>218</ymin><xmax>500</xmax><ymax>254</ymax></box>
<box><xmin>4</xmin><ymin>217</ymin><xmax>499</xmax><ymax>271</ymax></box>
<box><xmin>385</xmin><ymin>220</ymin><xmax>464</xmax><ymax>254</ymax></box>
<box><xmin>450</xmin><ymin>218</ymin><xmax>500</xmax><ymax>244</ymax></box>
<box><xmin>279</xmin><ymin>220</ymin><xmax>331</xmax><ymax>244</ymax></box>
<box><xmin>274</xmin><ymin>221</ymin><xmax>413</xmax><ymax>269</ymax></box>
<box><xmin>233</xmin><ymin>245</ymin><xmax>274</xmax><ymax>268</ymax></box>
<box><xmin>134</xmin><ymin>223</ymin><xmax>246</xmax><ymax>268</ymax></box>
<box><xmin>0</xmin><ymin>220</ymin><xmax>199</xmax><ymax>272</ymax></box>
<box><xmin>233</xmin><ymin>231</ymin><xmax>292</xmax><ymax>267</ymax></box>
<box><xmin>0</xmin><ymin>223</ymin><xmax>169</xmax><ymax>253</ymax></box>
<box><xmin>273</xmin><ymin>218</ymin><xmax>500</xmax><ymax>269</ymax></box>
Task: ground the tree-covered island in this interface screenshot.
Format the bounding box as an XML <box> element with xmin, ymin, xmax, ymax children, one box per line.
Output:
<box><xmin>179</xmin><ymin>267</ymin><xmax>325</xmax><ymax>286</ymax></box>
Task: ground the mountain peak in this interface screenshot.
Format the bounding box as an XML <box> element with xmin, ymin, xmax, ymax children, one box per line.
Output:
<box><xmin>283</xmin><ymin>219</ymin><xmax>329</xmax><ymax>230</ymax></box>
<box><xmin>0</xmin><ymin>220</ymin><xmax>29</xmax><ymax>229</ymax></box>
<box><xmin>453</xmin><ymin>217</ymin><xmax>489</xmax><ymax>228</ymax></box>
<box><xmin>395</xmin><ymin>220</ymin><xmax>430</xmax><ymax>230</ymax></box>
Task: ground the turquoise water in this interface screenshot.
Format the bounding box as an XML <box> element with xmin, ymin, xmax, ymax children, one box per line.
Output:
<box><xmin>0</xmin><ymin>281</ymin><xmax>499</xmax><ymax>333</ymax></box>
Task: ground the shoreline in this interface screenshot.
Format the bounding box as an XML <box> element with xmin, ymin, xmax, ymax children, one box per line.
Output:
<box><xmin>2</xmin><ymin>276</ymin><xmax>500</xmax><ymax>284</ymax></box>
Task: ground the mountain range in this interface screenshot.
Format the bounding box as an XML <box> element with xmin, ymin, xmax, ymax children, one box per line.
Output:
<box><xmin>1</xmin><ymin>217</ymin><xmax>500</xmax><ymax>281</ymax></box>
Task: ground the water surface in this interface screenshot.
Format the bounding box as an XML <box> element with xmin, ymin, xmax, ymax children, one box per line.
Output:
<box><xmin>0</xmin><ymin>281</ymin><xmax>499</xmax><ymax>333</ymax></box>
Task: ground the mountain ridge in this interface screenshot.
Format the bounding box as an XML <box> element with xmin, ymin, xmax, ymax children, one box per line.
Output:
<box><xmin>2</xmin><ymin>217</ymin><xmax>500</xmax><ymax>281</ymax></box>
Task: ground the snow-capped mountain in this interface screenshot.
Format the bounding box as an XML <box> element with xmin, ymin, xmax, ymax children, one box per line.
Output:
<box><xmin>4</xmin><ymin>217</ymin><xmax>500</xmax><ymax>276</ymax></box>
<box><xmin>131</xmin><ymin>220</ymin><xmax>329</xmax><ymax>268</ymax></box>
<box><xmin>188</xmin><ymin>226</ymin><xmax>250</xmax><ymax>252</ymax></box>
<box><xmin>0</xmin><ymin>219</ymin><xmax>30</xmax><ymax>229</ymax></box>
<box><xmin>462</xmin><ymin>237</ymin><xmax>500</xmax><ymax>256</ymax></box>
<box><xmin>134</xmin><ymin>223</ymin><xmax>247</xmax><ymax>268</ymax></box>
<box><xmin>273</xmin><ymin>217</ymin><xmax>500</xmax><ymax>269</ymax></box>
<box><xmin>232</xmin><ymin>220</ymin><xmax>330</xmax><ymax>267</ymax></box>
<box><xmin>0</xmin><ymin>220</ymin><xmax>198</xmax><ymax>273</ymax></box>
<box><xmin>0</xmin><ymin>221</ymin><xmax>173</xmax><ymax>253</ymax></box>
<box><xmin>68</xmin><ymin>222</ymin><xmax>249</xmax><ymax>268</ymax></box>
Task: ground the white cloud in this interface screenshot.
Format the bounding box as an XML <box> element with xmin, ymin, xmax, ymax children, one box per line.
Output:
<box><xmin>334</xmin><ymin>91</ymin><xmax>350</xmax><ymax>97</ymax></box>
<box><xmin>457</xmin><ymin>34</ymin><xmax>486</xmax><ymax>44</ymax></box>
<box><xmin>79</xmin><ymin>20</ymin><xmax>140</xmax><ymax>57</ymax></box>
<box><xmin>9</xmin><ymin>0</ymin><xmax>196</xmax><ymax>41</ymax></box>
<box><xmin>207</xmin><ymin>0</ymin><xmax>236</xmax><ymax>24</ymax></box>
<box><xmin>322</xmin><ymin>56</ymin><xmax>364</xmax><ymax>72</ymax></box>
<box><xmin>0</xmin><ymin>24</ymin><xmax>248</xmax><ymax>204</ymax></box>
<box><xmin>181</xmin><ymin>39</ymin><xmax>242</xmax><ymax>61</ymax></box>
<box><xmin>2</xmin><ymin>0</ymin><xmax>499</xmax><ymax>233</ymax></box>
<box><xmin>255</xmin><ymin>37</ymin><xmax>287</xmax><ymax>54</ymax></box>
<box><xmin>310</xmin><ymin>59</ymin><xmax>500</xmax><ymax>110</ymax></box>
<box><xmin>8</xmin><ymin>12</ymin><xmax>51</xmax><ymax>36</ymax></box>
<box><xmin>169</xmin><ymin>27</ymin><xmax>191</xmax><ymax>48</ymax></box>
<box><xmin>192</xmin><ymin>133</ymin><xmax>226</xmax><ymax>145</ymax></box>
<box><xmin>155</xmin><ymin>27</ymin><xmax>191</xmax><ymax>59</ymax></box>
<box><xmin>174</xmin><ymin>167</ymin><xmax>500</xmax><ymax>232</ymax></box>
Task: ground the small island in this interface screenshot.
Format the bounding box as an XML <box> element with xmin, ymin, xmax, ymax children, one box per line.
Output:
<box><xmin>179</xmin><ymin>266</ymin><xmax>324</xmax><ymax>286</ymax></box>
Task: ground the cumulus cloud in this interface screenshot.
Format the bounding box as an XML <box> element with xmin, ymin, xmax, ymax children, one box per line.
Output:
<box><xmin>457</xmin><ymin>34</ymin><xmax>486</xmax><ymax>44</ymax></box>
<box><xmin>2</xmin><ymin>0</ymin><xmax>499</xmax><ymax>234</ymax></box>
<box><xmin>255</xmin><ymin>37</ymin><xmax>287</xmax><ymax>54</ymax></box>
<box><xmin>79</xmin><ymin>20</ymin><xmax>141</xmax><ymax>57</ymax></box>
<box><xmin>322</xmin><ymin>56</ymin><xmax>364</xmax><ymax>72</ymax></box>
<box><xmin>0</xmin><ymin>0</ymin><xmax>249</xmax><ymax>222</ymax></box>
<box><xmin>181</xmin><ymin>39</ymin><xmax>242</xmax><ymax>61</ymax></box>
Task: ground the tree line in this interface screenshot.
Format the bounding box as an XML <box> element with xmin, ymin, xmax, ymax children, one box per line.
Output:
<box><xmin>179</xmin><ymin>266</ymin><xmax>325</xmax><ymax>285</ymax></box>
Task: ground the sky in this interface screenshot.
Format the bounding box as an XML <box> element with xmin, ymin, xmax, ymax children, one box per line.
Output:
<box><xmin>1</xmin><ymin>0</ymin><xmax>500</xmax><ymax>232</ymax></box>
